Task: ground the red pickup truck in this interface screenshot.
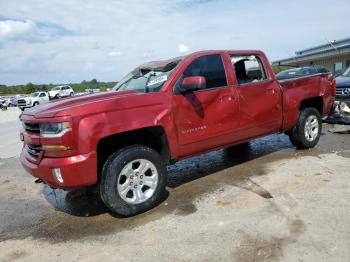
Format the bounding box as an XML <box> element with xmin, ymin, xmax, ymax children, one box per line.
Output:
<box><xmin>20</xmin><ymin>50</ymin><xmax>335</xmax><ymax>216</ymax></box>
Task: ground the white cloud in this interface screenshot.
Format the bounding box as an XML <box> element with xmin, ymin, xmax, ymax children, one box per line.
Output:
<box><xmin>0</xmin><ymin>19</ymin><xmax>35</xmax><ymax>39</ymax></box>
<box><xmin>0</xmin><ymin>0</ymin><xmax>349</xmax><ymax>85</ymax></box>
<box><xmin>0</xmin><ymin>18</ymin><xmax>72</xmax><ymax>43</ymax></box>
<box><xmin>83</xmin><ymin>62</ymin><xmax>95</xmax><ymax>72</ymax></box>
<box><xmin>178</xmin><ymin>44</ymin><xmax>189</xmax><ymax>53</ymax></box>
<box><xmin>108</xmin><ymin>51</ymin><xmax>122</xmax><ymax>57</ymax></box>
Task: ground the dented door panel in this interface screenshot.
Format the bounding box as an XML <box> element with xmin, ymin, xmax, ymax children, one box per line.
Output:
<box><xmin>173</xmin><ymin>86</ymin><xmax>240</xmax><ymax>153</ymax></box>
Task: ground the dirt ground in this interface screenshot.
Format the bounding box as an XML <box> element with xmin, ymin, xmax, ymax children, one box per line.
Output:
<box><xmin>0</xmin><ymin>108</ymin><xmax>349</xmax><ymax>261</ymax></box>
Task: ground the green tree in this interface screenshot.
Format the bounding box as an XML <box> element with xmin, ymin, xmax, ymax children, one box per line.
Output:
<box><xmin>90</xmin><ymin>79</ymin><xmax>98</xmax><ymax>89</ymax></box>
<box><xmin>25</xmin><ymin>82</ymin><xmax>36</xmax><ymax>94</ymax></box>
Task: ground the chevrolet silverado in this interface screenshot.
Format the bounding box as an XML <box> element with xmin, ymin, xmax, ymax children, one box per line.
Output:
<box><xmin>20</xmin><ymin>50</ymin><xmax>336</xmax><ymax>216</ymax></box>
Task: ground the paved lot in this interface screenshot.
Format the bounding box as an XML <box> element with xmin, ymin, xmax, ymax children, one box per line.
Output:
<box><xmin>0</xmin><ymin>107</ymin><xmax>349</xmax><ymax>261</ymax></box>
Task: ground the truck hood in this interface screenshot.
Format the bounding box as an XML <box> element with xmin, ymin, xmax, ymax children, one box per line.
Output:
<box><xmin>22</xmin><ymin>90</ymin><xmax>141</xmax><ymax>119</ymax></box>
<box><xmin>18</xmin><ymin>96</ymin><xmax>31</xmax><ymax>100</ymax></box>
<box><xmin>336</xmin><ymin>76</ymin><xmax>350</xmax><ymax>88</ymax></box>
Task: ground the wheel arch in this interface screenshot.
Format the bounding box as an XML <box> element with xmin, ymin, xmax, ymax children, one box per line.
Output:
<box><xmin>299</xmin><ymin>96</ymin><xmax>323</xmax><ymax>114</ymax></box>
<box><xmin>96</xmin><ymin>126</ymin><xmax>170</xmax><ymax>182</ymax></box>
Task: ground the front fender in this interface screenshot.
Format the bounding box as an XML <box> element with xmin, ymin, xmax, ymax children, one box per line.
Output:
<box><xmin>76</xmin><ymin>104</ymin><xmax>178</xmax><ymax>157</ymax></box>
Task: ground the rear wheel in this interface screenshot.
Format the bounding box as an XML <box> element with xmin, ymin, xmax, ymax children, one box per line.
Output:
<box><xmin>99</xmin><ymin>145</ymin><xmax>166</xmax><ymax>217</ymax></box>
<box><xmin>289</xmin><ymin>107</ymin><xmax>322</xmax><ymax>149</ymax></box>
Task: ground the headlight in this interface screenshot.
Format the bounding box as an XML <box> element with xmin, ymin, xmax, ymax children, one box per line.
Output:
<box><xmin>40</xmin><ymin>122</ymin><xmax>72</xmax><ymax>137</ymax></box>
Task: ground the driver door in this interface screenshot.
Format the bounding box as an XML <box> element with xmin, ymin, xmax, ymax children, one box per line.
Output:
<box><xmin>172</xmin><ymin>54</ymin><xmax>240</xmax><ymax>157</ymax></box>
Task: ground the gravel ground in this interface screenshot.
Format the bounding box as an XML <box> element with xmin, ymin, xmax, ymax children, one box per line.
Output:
<box><xmin>0</xmin><ymin>107</ymin><xmax>22</xmax><ymax>158</ymax></box>
<box><xmin>0</xmin><ymin>108</ymin><xmax>349</xmax><ymax>262</ymax></box>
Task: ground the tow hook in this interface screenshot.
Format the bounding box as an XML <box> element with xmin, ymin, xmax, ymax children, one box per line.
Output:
<box><xmin>34</xmin><ymin>178</ymin><xmax>43</xmax><ymax>184</ymax></box>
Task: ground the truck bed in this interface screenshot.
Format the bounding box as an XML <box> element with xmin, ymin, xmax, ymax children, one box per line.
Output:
<box><xmin>277</xmin><ymin>73</ymin><xmax>330</xmax><ymax>84</ymax></box>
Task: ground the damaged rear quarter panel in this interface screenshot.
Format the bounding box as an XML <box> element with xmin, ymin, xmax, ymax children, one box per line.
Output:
<box><xmin>280</xmin><ymin>74</ymin><xmax>334</xmax><ymax>131</ymax></box>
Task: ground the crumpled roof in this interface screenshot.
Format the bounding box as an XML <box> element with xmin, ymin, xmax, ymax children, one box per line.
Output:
<box><xmin>131</xmin><ymin>56</ymin><xmax>184</xmax><ymax>76</ymax></box>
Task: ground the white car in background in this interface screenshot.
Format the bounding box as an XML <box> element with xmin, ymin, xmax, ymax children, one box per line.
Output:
<box><xmin>48</xmin><ymin>85</ymin><xmax>74</xmax><ymax>99</ymax></box>
<box><xmin>17</xmin><ymin>92</ymin><xmax>50</xmax><ymax>111</ymax></box>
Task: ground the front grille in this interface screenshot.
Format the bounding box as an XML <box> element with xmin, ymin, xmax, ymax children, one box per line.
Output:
<box><xmin>17</xmin><ymin>99</ymin><xmax>26</xmax><ymax>106</ymax></box>
<box><xmin>336</xmin><ymin>87</ymin><xmax>350</xmax><ymax>96</ymax></box>
<box><xmin>23</xmin><ymin>122</ymin><xmax>40</xmax><ymax>133</ymax></box>
<box><xmin>27</xmin><ymin>144</ymin><xmax>42</xmax><ymax>157</ymax></box>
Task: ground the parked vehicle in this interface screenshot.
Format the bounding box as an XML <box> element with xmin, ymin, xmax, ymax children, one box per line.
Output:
<box><xmin>325</xmin><ymin>101</ymin><xmax>350</xmax><ymax>124</ymax></box>
<box><xmin>0</xmin><ymin>97</ymin><xmax>7</xmax><ymax>110</ymax></box>
<box><xmin>276</xmin><ymin>66</ymin><xmax>329</xmax><ymax>80</ymax></box>
<box><xmin>48</xmin><ymin>85</ymin><xmax>74</xmax><ymax>99</ymax></box>
<box><xmin>19</xmin><ymin>50</ymin><xmax>335</xmax><ymax>216</ymax></box>
<box><xmin>9</xmin><ymin>95</ymin><xmax>22</xmax><ymax>107</ymax></box>
<box><xmin>335</xmin><ymin>66</ymin><xmax>350</xmax><ymax>102</ymax></box>
<box><xmin>18</xmin><ymin>92</ymin><xmax>50</xmax><ymax>111</ymax></box>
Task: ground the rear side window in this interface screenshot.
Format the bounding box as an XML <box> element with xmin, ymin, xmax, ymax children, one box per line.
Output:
<box><xmin>182</xmin><ymin>54</ymin><xmax>227</xmax><ymax>89</ymax></box>
<box><xmin>231</xmin><ymin>55</ymin><xmax>267</xmax><ymax>84</ymax></box>
<box><xmin>319</xmin><ymin>67</ymin><xmax>329</xmax><ymax>73</ymax></box>
<box><xmin>39</xmin><ymin>93</ymin><xmax>46</xmax><ymax>97</ymax></box>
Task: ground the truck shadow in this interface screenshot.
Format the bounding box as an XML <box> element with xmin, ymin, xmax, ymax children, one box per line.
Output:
<box><xmin>42</xmin><ymin>134</ymin><xmax>293</xmax><ymax>217</ymax></box>
<box><xmin>43</xmin><ymin>186</ymin><xmax>108</xmax><ymax>217</ymax></box>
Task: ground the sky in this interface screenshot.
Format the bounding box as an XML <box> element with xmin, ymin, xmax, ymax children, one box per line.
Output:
<box><xmin>0</xmin><ymin>0</ymin><xmax>349</xmax><ymax>85</ymax></box>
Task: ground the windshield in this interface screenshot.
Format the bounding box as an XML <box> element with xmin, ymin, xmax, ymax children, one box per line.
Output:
<box><xmin>113</xmin><ymin>59</ymin><xmax>181</xmax><ymax>93</ymax></box>
<box><xmin>30</xmin><ymin>92</ymin><xmax>39</xmax><ymax>97</ymax></box>
<box><xmin>342</xmin><ymin>67</ymin><xmax>350</xmax><ymax>77</ymax></box>
<box><xmin>52</xmin><ymin>87</ymin><xmax>61</xmax><ymax>91</ymax></box>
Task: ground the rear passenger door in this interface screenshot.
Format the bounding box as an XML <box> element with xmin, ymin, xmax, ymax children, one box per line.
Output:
<box><xmin>230</xmin><ymin>54</ymin><xmax>282</xmax><ymax>139</ymax></box>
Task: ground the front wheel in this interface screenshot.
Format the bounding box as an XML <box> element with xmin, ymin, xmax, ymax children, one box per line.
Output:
<box><xmin>99</xmin><ymin>145</ymin><xmax>166</xmax><ymax>217</ymax></box>
<box><xmin>289</xmin><ymin>107</ymin><xmax>322</xmax><ymax>149</ymax></box>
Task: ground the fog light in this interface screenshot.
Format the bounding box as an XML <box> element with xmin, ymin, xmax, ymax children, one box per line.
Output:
<box><xmin>52</xmin><ymin>168</ymin><xmax>63</xmax><ymax>183</ymax></box>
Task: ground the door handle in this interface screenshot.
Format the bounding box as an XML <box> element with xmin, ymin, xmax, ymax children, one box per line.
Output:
<box><xmin>266</xmin><ymin>87</ymin><xmax>277</xmax><ymax>94</ymax></box>
<box><xmin>219</xmin><ymin>95</ymin><xmax>235</xmax><ymax>102</ymax></box>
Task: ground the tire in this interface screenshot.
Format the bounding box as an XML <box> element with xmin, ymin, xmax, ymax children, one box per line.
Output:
<box><xmin>289</xmin><ymin>107</ymin><xmax>322</xmax><ymax>149</ymax></box>
<box><xmin>99</xmin><ymin>145</ymin><xmax>166</xmax><ymax>217</ymax></box>
<box><xmin>70</xmin><ymin>92</ymin><xmax>74</xmax><ymax>96</ymax></box>
<box><xmin>33</xmin><ymin>102</ymin><xmax>39</xmax><ymax>106</ymax></box>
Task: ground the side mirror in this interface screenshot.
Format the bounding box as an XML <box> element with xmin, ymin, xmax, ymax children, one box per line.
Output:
<box><xmin>178</xmin><ymin>76</ymin><xmax>206</xmax><ymax>93</ymax></box>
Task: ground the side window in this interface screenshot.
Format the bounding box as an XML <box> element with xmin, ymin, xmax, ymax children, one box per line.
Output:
<box><xmin>334</xmin><ymin>62</ymin><xmax>343</xmax><ymax>75</ymax></box>
<box><xmin>231</xmin><ymin>55</ymin><xmax>267</xmax><ymax>84</ymax></box>
<box><xmin>182</xmin><ymin>54</ymin><xmax>227</xmax><ymax>89</ymax></box>
<box><xmin>39</xmin><ymin>93</ymin><xmax>46</xmax><ymax>97</ymax></box>
<box><xmin>319</xmin><ymin>67</ymin><xmax>329</xmax><ymax>74</ymax></box>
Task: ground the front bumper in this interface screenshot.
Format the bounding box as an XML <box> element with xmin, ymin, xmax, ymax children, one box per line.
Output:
<box><xmin>20</xmin><ymin>148</ymin><xmax>97</xmax><ymax>189</ymax></box>
<box><xmin>335</xmin><ymin>96</ymin><xmax>350</xmax><ymax>105</ymax></box>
